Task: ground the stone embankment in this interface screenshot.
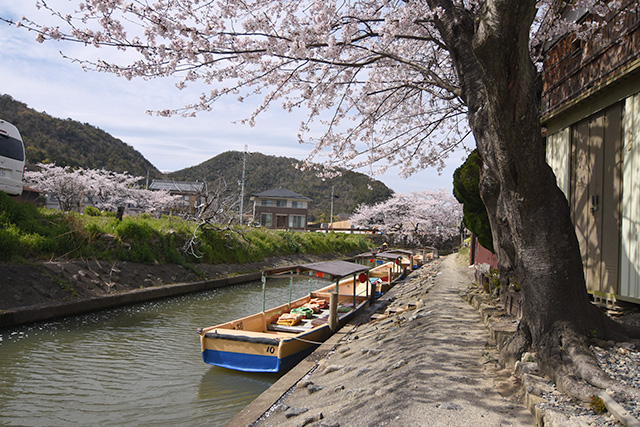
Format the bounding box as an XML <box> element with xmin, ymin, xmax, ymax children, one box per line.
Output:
<box><xmin>467</xmin><ymin>280</ymin><xmax>640</xmax><ymax>427</ymax></box>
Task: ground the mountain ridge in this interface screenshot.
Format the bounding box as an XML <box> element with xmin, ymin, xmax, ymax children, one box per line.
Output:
<box><xmin>167</xmin><ymin>151</ymin><xmax>394</xmax><ymax>220</ymax></box>
<box><xmin>1</xmin><ymin>94</ymin><xmax>393</xmax><ymax>219</ymax></box>
<box><xmin>0</xmin><ymin>94</ymin><xmax>163</xmax><ymax>179</ymax></box>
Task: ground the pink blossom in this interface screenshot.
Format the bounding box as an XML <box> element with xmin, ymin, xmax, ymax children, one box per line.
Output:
<box><xmin>351</xmin><ymin>189</ymin><xmax>462</xmax><ymax>247</ymax></box>
<box><xmin>6</xmin><ymin>1</ymin><xmax>631</xmax><ymax>179</ymax></box>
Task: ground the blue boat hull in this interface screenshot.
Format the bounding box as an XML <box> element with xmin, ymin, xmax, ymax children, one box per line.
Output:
<box><xmin>202</xmin><ymin>344</ymin><xmax>319</xmax><ymax>373</ymax></box>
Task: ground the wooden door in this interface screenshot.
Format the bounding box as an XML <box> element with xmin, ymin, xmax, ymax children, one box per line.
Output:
<box><xmin>276</xmin><ymin>215</ymin><xmax>287</xmax><ymax>229</ymax></box>
<box><xmin>570</xmin><ymin>103</ymin><xmax>622</xmax><ymax>295</ymax></box>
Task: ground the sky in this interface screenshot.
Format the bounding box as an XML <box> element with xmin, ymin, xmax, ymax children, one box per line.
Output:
<box><xmin>0</xmin><ymin>2</ymin><xmax>471</xmax><ymax>195</ymax></box>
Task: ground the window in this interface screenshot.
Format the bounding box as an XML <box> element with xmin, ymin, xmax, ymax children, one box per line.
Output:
<box><xmin>261</xmin><ymin>213</ymin><xmax>272</xmax><ymax>227</ymax></box>
<box><xmin>289</xmin><ymin>215</ymin><xmax>305</xmax><ymax>228</ymax></box>
<box><xmin>261</xmin><ymin>199</ymin><xmax>272</xmax><ymax>206</ymax></box>
<box><xmin>570</xmin><ymin>38</ymin><xmax>582</xmax><ymax>58</ymax></box>
<box><xmin>0</xmin><ymin>134</ymin><xmax>25</xmax><ymax>161</ymax></box>
<box><xmin>291</xmin><ymin>201</ymin><xmax>306</xmax><ymax>208</ymax></box>
<box><xmin>276</xmin><ymin>200</ymin><xmax>286</xmax><ymax>207</ymax></box>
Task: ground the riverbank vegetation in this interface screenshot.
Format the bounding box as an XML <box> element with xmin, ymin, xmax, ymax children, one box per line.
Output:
<box><xmin>0</xmin><ymin>193</ymin><xmax>371</xmax><ymax>265</ymax></box>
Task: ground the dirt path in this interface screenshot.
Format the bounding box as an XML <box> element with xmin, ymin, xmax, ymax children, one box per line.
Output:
<box><xmin>255</xmin><ymin>255</ymin><xmax>533</xmax><ymax>426</ymax></box>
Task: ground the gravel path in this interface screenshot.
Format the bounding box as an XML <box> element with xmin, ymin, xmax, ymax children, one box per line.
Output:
<box><xmin>256</xmin><ymin>255</ymin><xmax>533</xmax><ymax>426</ymax></box>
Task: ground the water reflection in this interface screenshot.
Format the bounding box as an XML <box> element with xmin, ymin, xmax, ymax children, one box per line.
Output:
<box><xmin>199</xmin><ymin>367</ymin><xmax>277</xmax><ymax>409</ymax></box>
<box><xmin>0</xmin><ymin>276</ymin><xmax>323</xmax><ymax>426</ymax></box>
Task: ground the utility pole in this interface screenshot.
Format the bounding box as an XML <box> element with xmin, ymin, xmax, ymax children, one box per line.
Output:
<box><xmin>239</xmin><ymin>145</ymin><xmax>247</xmax><ymax>224</ymax></box>
<box><xmin>330</xmin><ymin>185</ymin><xmax>334</xmax><ymax>229</ymax></box>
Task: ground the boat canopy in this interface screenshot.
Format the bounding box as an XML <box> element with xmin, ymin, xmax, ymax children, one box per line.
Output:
<box><xmin>383</xmin><ymin>249</ymin><xmax>413</xmax><ymax>256</ymax></box>
<box><xmin>263</xmin><ymin>260</ymin><xmax>369</xmax><ymax>281</ymax></box>
<box><xmin>373</xmin><ymin>252</ymin><xmax>404</xmax><ymax>261</ymax></box>
<box><xmin>352</xmin><ymin>252</ymin><xmax>379</xmax><ymax>259</ymax></box>
<box><xmin>352</xmin><ymin>251</ymin><xmax>403</xmax><ymax>260</ymax></box>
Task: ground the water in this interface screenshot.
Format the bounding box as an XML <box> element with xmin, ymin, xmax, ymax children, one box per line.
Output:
<box><xmin>0</xmin><ymin>277</ymin><xmax>322</xmax><ymax>426</ymax></box>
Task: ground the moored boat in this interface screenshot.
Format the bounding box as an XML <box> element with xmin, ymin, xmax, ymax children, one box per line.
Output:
<box><xmin>352</xmin><ymin>251</ymin><xmax>407</xmax><ymax>295</ymax></box>
<box><xmin>197</xmin><ymin>260</ymin><xmax>373</xmax><ymax>373</ymax></box>
<box><xmin>382</xmin><ymin>248</ymin><xmax>437</xmax><ymax>270</ymax></box>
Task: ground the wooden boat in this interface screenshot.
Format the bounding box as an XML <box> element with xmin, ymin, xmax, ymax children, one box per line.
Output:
<box><xmin>198</xmin><ymin>260</ymin><xmax>373</xmax><ymax>373</ymax></box>
<box><xmin>352</xmin><ymin>251</ymin><xmax>406</xmax><ymax>295</ymax></box>
<box><xmin>365</xmin><ymin>247</ymin><xmax>439</xmax><ymax>272</ymax></box>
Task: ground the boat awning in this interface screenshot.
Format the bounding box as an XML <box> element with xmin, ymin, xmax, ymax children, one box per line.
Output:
<box><xmin>383</xmin><ymin>249</ymin><xmax>413</xmax><ymax>256</ymax></box>
<box><xmin>375</xmin><ymin>252</ymin><xmax>404</xmax><ymax>261</ymax></box>
<box><xmin>352</xmin><ymin>252</ymin><xmax>379</xmax><ymax>259</ymax></box>
<box><xmin>263</xmin><ymin>260</ymin><xmax>369</xmax><ymax>280</ymax></box>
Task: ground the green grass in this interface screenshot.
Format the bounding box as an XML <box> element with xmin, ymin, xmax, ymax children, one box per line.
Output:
<box><xmin>0</xmin><ymin>192</ymin><xmax>372</xmax><ymax>265</ymax></box>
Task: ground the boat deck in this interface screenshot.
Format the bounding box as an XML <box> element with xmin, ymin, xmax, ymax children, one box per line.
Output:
<box><xmin>267</xmin><ymin>311</ymin><xmax>330</xmax><ymax>334</ymax></box>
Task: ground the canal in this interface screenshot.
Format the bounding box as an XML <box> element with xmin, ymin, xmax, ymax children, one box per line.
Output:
<box><xmin>0</xmin><ymin>276</ymin><xmax>323</xmax><ymax>426</ymax></box>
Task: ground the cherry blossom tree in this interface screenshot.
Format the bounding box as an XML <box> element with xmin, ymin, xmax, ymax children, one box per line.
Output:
<box><xmin>182</xmin><ymin>176</ymin><xmax>244</xmax><ymax>258</ymax></box>
<box><xmin>82</xmin><ymin>168</ymin><xmax>142</xmax><ymax>212</ymax></box>
<box><xmin>6</xmin><ymin>0</ymin><xmax>640</xmax><ymax>401</ymax></box>
<box><xmin>351</xmin><ymin>189</ymin><xmax>462</xmax><ymax>248</ymax></box>
<box><xmin>25</xmin><ymin>163</ymin><xmax>179</xmax><ymax>214</ymax></box>
<box><xmin>25</xmin><ymin>163</ymin><xmax>88</xmax><ymax>212</ymax></box>
<box><xmin>131</xmin><ymin>186</ymin><xmax>182</xmax><ymax>217</ymax></box>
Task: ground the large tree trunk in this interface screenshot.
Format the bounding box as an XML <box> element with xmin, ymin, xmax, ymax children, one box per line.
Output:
<box><xmin>428</xmin><ymin>0</ymin><xmax>640</xmax><ymax>401</ymax></box>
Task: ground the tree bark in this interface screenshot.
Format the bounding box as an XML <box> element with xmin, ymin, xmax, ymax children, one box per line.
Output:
<box><xmin>427</xmin><ymin>0</ymin><xmax>639</xmax><ymax>400</ymax></box>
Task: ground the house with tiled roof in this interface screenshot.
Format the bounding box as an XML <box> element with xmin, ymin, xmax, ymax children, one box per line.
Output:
<box><xmin>148</xmin><ymin>179</ymin><xmax>205</xmax><ymax>214</ymax></box>
<box><xmin>251</xmin><ymin>188</ymin><xmax>311</xmax><ymax>230</ymax></box>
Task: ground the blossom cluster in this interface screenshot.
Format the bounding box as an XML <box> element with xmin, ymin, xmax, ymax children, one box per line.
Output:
<box><xmin>3</xmin><ymin>0</ymin><xmax>628</xmax><ymax>178</ymax></box>
<box><xmin>24</xmin><ymin>163</ymin><xmax>180</xmax><ymax>214</ymax></box>
<box><xmin>350</xmin><ymin>188</ymin><xmax>462</xmax><ymax>247</ymax></box>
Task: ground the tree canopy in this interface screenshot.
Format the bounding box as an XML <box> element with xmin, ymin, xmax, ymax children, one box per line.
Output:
<box><xmin>25</xmin><ymin>163</ymin><xmax>179</xmax><ymax>214</ymax></box>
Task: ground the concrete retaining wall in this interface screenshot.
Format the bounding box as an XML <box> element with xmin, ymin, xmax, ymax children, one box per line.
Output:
<box><xmin>0</xmin><ymin>272</ymin><xmax>262</xmax><ymax>329</ymax></box>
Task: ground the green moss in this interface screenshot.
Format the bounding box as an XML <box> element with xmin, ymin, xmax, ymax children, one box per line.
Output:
<box><xmin>590</xmin><ymin>395</ymin><xmax>607</xmax><ymax>414</ymax></box>
<box><xmin>453</xmin><ymin>150</ymin><xmax>493</xmax><ymax>252</ymax></box>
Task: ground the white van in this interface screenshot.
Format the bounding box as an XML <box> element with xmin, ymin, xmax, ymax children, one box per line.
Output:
<box><xmin>0</xmin><ymin>119</ymin><xmax>26</xmax><ymax>196</ymax></box>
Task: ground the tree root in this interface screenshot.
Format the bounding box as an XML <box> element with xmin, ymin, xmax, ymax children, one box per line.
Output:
<box><xmin>501</xmin><ymin>319</ymin><xmax>640</xmax><ymax>403</ymax></box>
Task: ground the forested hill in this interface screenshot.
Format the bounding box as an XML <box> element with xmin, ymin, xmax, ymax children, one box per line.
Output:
<box><xmin>168</xmin><ymin>151</ymin><xmax>394</xmax><ymax>221</ymax></box>
<box><xmin>0</xmin><ymin>94</ymin><xmax>163</xmax><ymax>178</ymax></box>
<box><xmin>0</xmin><ymin>94</ymin><xmax>392</xmax><ymax>219</ymax></box>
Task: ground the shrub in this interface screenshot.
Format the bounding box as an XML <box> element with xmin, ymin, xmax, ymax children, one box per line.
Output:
<box><xmin>123</xmin><ymin>242</ymin><xmax>157</xmax><ymax>264</ymax></box>
<box><xmin>590</xmin><ymin>395</ymin><xmax>607</xmax><ymax>414</ymax></box>
<box><xmin>453</xmin><ymin>150</ymin><xmax>493</xmax><ymax>252</ymax></box>
<box><xmin>278</xmin><ymin>231</ymin><xmax>302</xmax><ymax>253</ymax></box>
<box><xmin>0</xmin><ymin>191</ymin><xmax>43</xmax><ymax>234</ymax></box>
<box><xmin>0</xmin><ymin>226</ymin><xmax>19</xmax><ymax>261</ymax></box>
<box><xmin>116</xmin><ymin>219</ymin><xmax>154</xmax><ymax>241</ymax></box>
<box><xmin>84</xmin><ymin>206</ymin><xmax>102</xmax><ymax>216</ymax></box>
<box><xmin>0</xmin><ymin>190</ymin><xmax>372</xmax><ymax>266</ymax></box>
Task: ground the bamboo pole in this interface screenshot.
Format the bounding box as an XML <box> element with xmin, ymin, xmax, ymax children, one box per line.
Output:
<box><xmin>368</xmin><ymin>272</ymin><xmax>375</xmax><ymax>306</ymax></box>
<box><xmin>261</xmin><ymin>274</ymin><xmax>266</xmax><ymax>313</ymax></box>
<box><xmin>352</xmin><ymin>274</ymin><xmax>356</xmax><ymax>310</ymax></box>
<box><xmin>289</xmin><ymin>272</ymin><xmax>293</xmax><ymax>307</ymax></box>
